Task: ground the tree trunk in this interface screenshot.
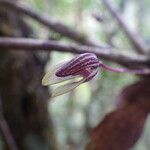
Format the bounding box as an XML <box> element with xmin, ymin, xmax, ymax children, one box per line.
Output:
<box><xmin>0</xmin><ymin>1</ymin><xmax>57</xmax><ymax>150</ymax></box>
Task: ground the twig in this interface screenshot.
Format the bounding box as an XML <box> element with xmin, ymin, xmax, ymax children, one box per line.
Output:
<box><xmin>0</xmin><ymin>37</ymin><xmax>149</xmax><ymax>68</ymax></box>
<box><xmin>92</xmin><ymin>12</ymin><xmax>105</xmax><ymax>23</ymax></box>
<box><xmin>102</xmin><ymin>0</ymin><xmax>148</xmax><ymax>54</ymax></box>
<box><xmin>0</xmin><ymin>98</ymin><xmax>18</xmax><ymax>150</ymax></box>
<box><xmin>0</xmin><ymin>0</ymin><xmax>107</xmax><ymax>49</ymax></box>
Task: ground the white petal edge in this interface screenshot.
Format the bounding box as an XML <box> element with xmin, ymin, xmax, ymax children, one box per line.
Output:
<box><xmin>42</xmin><ymin>61</ymin><xmax>79</xmax><ymax>86</ymax></box>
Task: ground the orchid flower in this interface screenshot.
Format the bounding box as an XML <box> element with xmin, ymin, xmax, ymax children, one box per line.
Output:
<box><xmin>42</xmin><ymin>53</ymin><xmax>150</xmax><ymax>98</ymax></box>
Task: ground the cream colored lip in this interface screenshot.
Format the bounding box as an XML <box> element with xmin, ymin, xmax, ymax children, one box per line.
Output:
<box><xmin>51</xmin><ymin>77</ymin><xmax>85</xmax><ymax>98</ymax></box>
<box><xmin>42</xmin><ymin>62</ymin><xmax>84</xmax><ymax>98</ymax></box>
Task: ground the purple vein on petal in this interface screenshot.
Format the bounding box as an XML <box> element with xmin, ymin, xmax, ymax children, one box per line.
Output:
<box><xmin>56</xmin><ymin>53</ymin><xmax>99</xmax><ymax>77</ymax></box>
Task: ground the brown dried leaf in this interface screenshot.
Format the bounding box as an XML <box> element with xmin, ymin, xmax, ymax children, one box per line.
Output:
<box><xmin>85</xmin><ymin>79</ymin><xmax>150</xmax><ymax>150</ymax></box>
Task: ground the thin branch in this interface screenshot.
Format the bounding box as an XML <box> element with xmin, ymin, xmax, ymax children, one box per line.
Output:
<box><xmin>102</xmin><ymin>0</ymin><xmax>148</xmax><ymax>54</ymax></box>
<box><xmin>0</xmin><ymin>0</ymin><xmax>107</xmax><ymax>49</ymax></box>
<box><xmin>0</xmin><ymin>98</ymin><xmax>18</xmax><ymax>150</ymax></box>
<box><xmin>0</xmin><ymin>37</ymin><xmax>149</xmax><ymax>68</ymax></box>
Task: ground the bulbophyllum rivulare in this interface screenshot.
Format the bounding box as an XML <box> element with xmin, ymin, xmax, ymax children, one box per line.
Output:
<box><xmin>42</xmin><ymin>53</ymin><xmax>150</xmax><ymax>98</ymax></box>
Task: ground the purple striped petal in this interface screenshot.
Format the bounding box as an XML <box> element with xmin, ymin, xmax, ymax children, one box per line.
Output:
<box><xmin>56</xmin><ymin>53</ymin><xmax>100</xmax><ymax>77</ymax></box>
